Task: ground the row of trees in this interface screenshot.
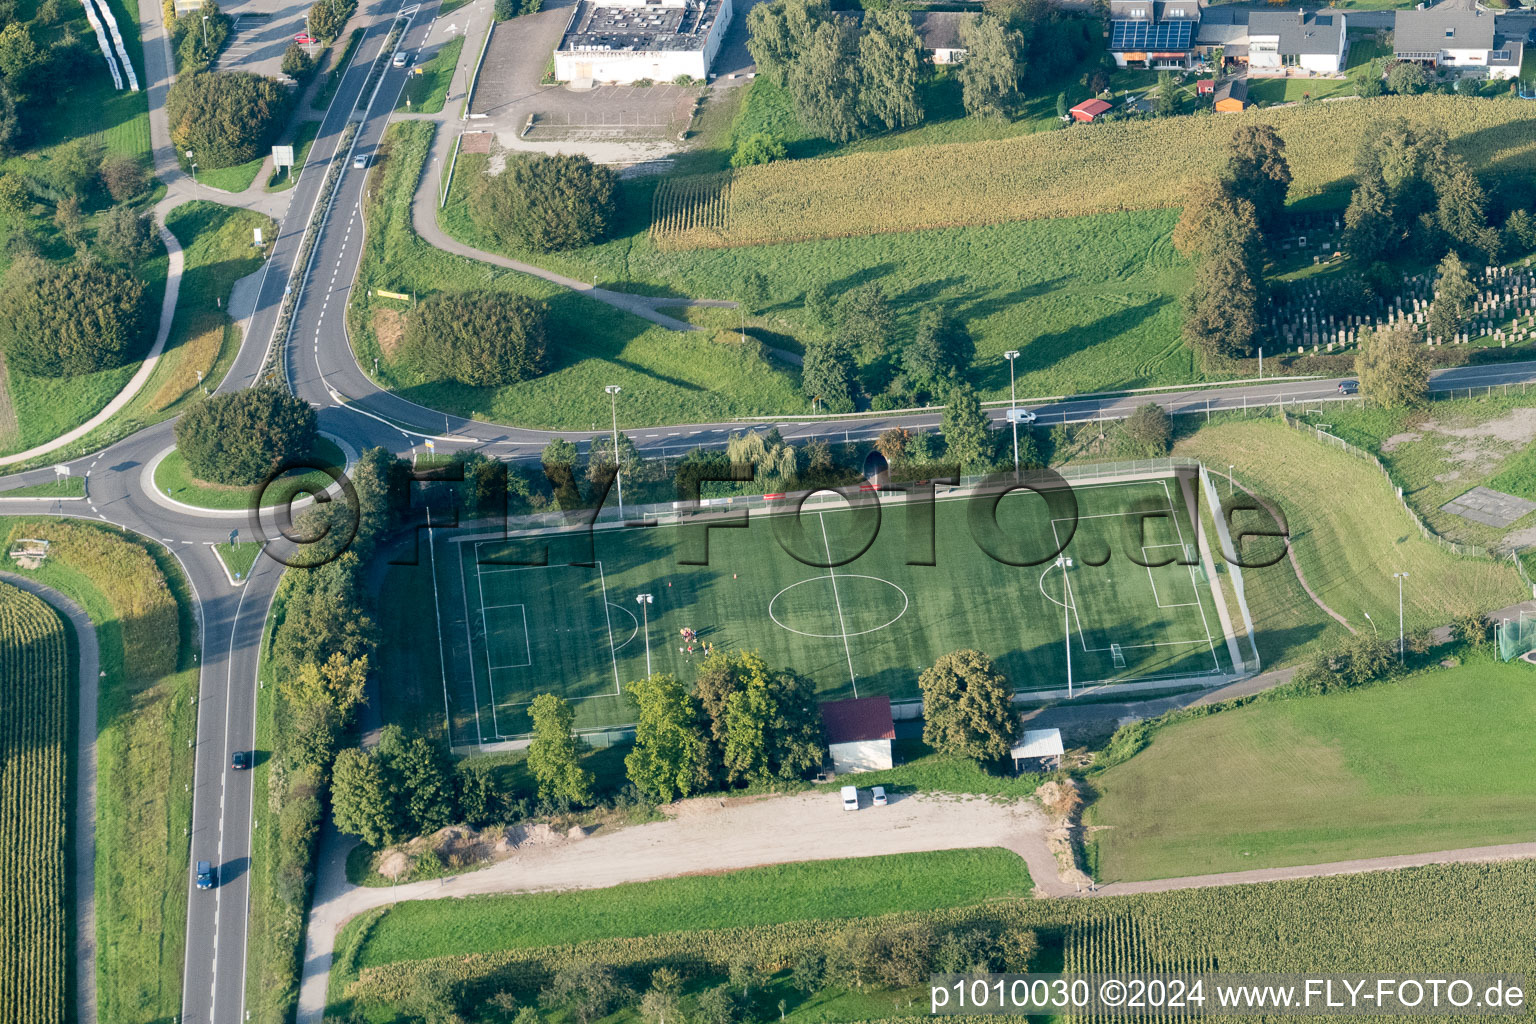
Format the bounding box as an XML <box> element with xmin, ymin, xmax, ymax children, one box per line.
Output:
<box><xmin>1176</xmin><ymin>124</ymin><xmax>1292</xmax><ymax>362</ymax></box>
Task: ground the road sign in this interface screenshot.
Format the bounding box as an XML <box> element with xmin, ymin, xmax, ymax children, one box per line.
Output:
<box><xmin>272</xmin><ymin>145</ymin><xmax>294</xmax><ymax>169</ymax></box>
<box><xmin>54</xmin><ymin>465</ymin><xmax>70</xmax><ymax>477</ymax></box>
<box><xmin>425</xmin><ymin>439</ymin><xmax>436</xmax><ymax>453</ymax></box>
<box><xmin>253</xmin><ymin>228</ymin><xmax>263</xmax><ymax>246</ymax></box>
<box><xmin>229</xmin><ymin>528</ymin><xmax>239</xmax><ymax>545</ymax></box>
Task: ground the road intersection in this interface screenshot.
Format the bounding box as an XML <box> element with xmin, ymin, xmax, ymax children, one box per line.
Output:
<box><xmin>3</xmin><ymin>1</ymin><xmax>1536</xmax><ymax>1019</ymax></box>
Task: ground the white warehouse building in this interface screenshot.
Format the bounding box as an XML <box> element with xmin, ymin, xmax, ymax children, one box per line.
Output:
<box><xmin>554</xmin><ymin>0</ymin><xmax>734</xmax><ymax>85</ymax></box>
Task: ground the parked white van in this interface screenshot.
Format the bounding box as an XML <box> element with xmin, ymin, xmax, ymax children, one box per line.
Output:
<box><xmin>840</xmin><ymin>785</ymin><xmax>858</xmax><ymax>811</ymax></box>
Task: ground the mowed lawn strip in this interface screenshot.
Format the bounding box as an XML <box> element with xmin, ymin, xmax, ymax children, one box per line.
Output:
<box><xmin>1176</xmin><ymin>418</ymin><xmax>1525</xmax><ymax>632</ymax></box>
<box><xmin>353</xmin><ymin>848</ymin><xmax>1033</xmax><ymax>969</ymax></box>
<box><xmin>1087</xmin><ymin>659</ymin><xmax>1536</xmax><ymax>881</ymax></box>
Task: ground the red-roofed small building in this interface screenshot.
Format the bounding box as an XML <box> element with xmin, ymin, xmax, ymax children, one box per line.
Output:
<box><xmin>820</xmin><ymin>695</ymin><xmax>895</xmax><ymax>774</ymax></box>
<box><xmin>1069</xmin><ymin>98</ymin><xmax>1112</xmax><ymax>123</ymax></box>
<box><xmin>1196</xmin><ymin>78</ymin><xmax>1215</xmax><ymax>95</ymax></box>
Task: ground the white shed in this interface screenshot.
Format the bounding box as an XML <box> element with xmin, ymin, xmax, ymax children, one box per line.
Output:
<box><xmin>821</xmin><ymin>695</ymin><xmax>895</xmax><ymax>774</ymax></box>
<box><xmin>1011</xmin><ymin>728</ymin><xmax>1064</xmax><ymax>770</ymax></box>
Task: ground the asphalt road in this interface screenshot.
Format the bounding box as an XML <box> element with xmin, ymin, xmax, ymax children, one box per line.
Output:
<box><xmin>2</xmin><ymin>4</ymin><xmax>1536</xmax><ymax>1018</ymax></box>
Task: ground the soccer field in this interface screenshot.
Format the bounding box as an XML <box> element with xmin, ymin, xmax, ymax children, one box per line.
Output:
<box><xmin>428</xmin><ymin>476</ymin><xmax>1234</xmax><ymax>742</ymax></box>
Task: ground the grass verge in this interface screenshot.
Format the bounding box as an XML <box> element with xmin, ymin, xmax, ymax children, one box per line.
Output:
<box><xmin>395</xmin><ymin>36</ymin><xmax>464</xmax><ymax>113</ymax></box>
<box><xmin>343</xmin><ymin>848</ymin><xmax>1033</xmax><ymax>969</ymax></box>
<box><xmin>0</xmin><ymin>477</ymin><xmax>87</xmax><ymax>498</ymax></box>
<box><xmin>214</xmin><ymin>541</ymin><xmax>263</xmax><ymax>580</ymax></box>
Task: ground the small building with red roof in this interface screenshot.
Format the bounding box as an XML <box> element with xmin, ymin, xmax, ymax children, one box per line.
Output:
<box><xmin>820</xmin><ymin>695</ymin><xmax>895</xmax><ymax>774</ymax></box>
<box><xmin>1069</xmin><ymin>98</ymin><xmax>1113</xmax><ymax>123</ymax></box>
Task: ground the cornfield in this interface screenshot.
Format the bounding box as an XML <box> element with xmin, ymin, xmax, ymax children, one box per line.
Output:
<box><xmin>649</xmin><ymin>171</ymin><xmax>733</xmax><ymax>249</ymax></box>
<box><xmin>1062</xmin><ymin>916</ymin><xmax>1217</xmax><ymax>1023</ymax></box>
<box><xmin>0</xmin><ymin>584</ymin><xmax>69</xmax><ymax>1024</ymax></box>
<box><xmin>652</xmin><ymin>96</ymin><xmax>1536</xmax><ymax>250</ymax></box>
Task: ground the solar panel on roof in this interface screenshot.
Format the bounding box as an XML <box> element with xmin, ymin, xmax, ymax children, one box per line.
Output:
<box><xmin>1110</xmin><ymin>19</ymin><xmax>1192</xmax><ymax>50</ymax></box>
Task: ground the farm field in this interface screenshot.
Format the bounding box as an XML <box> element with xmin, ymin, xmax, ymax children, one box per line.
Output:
<box><xmin>352</xmin><ymin>122</ymin><xmax>806</xmax><ymax>429</ymax></box>
<box><xmin>651</xmin><ymin>95</ymin><xmax>1536</xmax><ymax>249</ymax></box>
<box><xmin>340</xmin><ymin>848</ymin><xmax>1033</xmax><ymax>970</ymax></box>
<box><xmin>1175</xmin><ymin>418</ymin><xmax>1526</xmax><ymax>633</ymax></box>
<box><xmin>1087</xmin><ymin>659</ymin><xmax>1536</xmax><ymax>881</ymax></box>
<box><xmin>427</xmin><ymin>476</ymin><xmax>1232</xmax><ymax>740</ymax></box>
<box><xmin>0</xmin><ymin>582</ymin><xmax>71</xmax><ymax>1024</ymax></box>
<box><xmin>0</xmin><ymin>518</ymin><xmax>198</xmax><ymax>1024</ymax></box>
<box><xmin>441</xmin><ymin>160</ymin><xmax>1200</xmax><ymax>402</ymax></box>
<box><xmin>334</xmin><ymin>860</ymin><xmax>1536</xmax><ymax>1021</ymax></box>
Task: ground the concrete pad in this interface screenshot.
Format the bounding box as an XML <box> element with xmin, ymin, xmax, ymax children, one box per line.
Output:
<box><xmin>1439</xmin><ymin>485</ymin><xmax>1536</xmax><ymax>529</ymax></box>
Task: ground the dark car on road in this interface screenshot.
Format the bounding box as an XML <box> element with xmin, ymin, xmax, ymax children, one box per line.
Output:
<box><xmin>196</xmin><ymin>861</ymin><xmax>215</xmax><ymax>890</ymax></box>
<box><xmin>231</xmin><ymin>750</ymin><xmax>249</xmax><ymax>770</ymax></box>
<box><xmin>1338</xmin><ymin>379</ymin><xmax>1359</xmax><ymax>395</ymax></box>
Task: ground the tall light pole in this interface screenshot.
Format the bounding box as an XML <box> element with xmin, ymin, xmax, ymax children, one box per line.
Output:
<box><xmin>636</xmin><ymin>594</ymin><xmax>654</xmax><ymax>677</ymax></box>
<box><xmin>1004</xmin><ymin>349</ymin><xmax>1020</xmax><ymax>476</ymax></box>
<box><xmin>186</xmin><ymin>149</ymin><xmax>196</xmax><ymax>183</ymax></box>
<box><xmin>1056</xmin><ymin>555</ymin><xmax>1074</xmax><ymax>698</ymax></box>
<box><xmin>1393</xmin><ymin>573</ymin><xmax>1409</xmax><ymax>662</ymax></box>
<box><xmin>604</xmin><ymin>384</ymin><xmax>624</xmax><ymax>520</ymax></box>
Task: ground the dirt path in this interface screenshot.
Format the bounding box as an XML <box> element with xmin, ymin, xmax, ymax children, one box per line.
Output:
<box><xmin>294</xmin><ymin>791</ymin><xmax>1060</xmax><ymax>1022</ymax></box>
<box><xmin>0</xmin><ymin>573</ymin><xmax>100</xmax><ymax>1024</ymax></box>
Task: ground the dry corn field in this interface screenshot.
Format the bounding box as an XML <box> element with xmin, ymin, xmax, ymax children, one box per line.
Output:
<box><xmin>651</xmin><ymin>96</ymin><xmax>1536</xmax><ymax>250</ymax></box>
<box><xmin>1063</xmin><ymin>916</ymin><xmax>1217</xmax><ymax>1023</ymax></box>
<box><xmin>0</xmin><ymin>583</ymin><xmax>69</xmax><ymax>1024</ymax></box>
<box><xmin>650</xmin><ymin>171</ymin><xmax>732</xmax><ymax>248</ymax></box>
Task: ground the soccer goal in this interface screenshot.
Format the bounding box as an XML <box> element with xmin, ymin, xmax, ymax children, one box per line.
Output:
<box><xmin>1496</xmin><ymin>611</ymin><xmax>1536</xmax><ymax>662</ymax></box>
<box><xmin>1110</xmin><ymin>643</ymin><xmax>1126</xmax><ymax>669</ymax></box>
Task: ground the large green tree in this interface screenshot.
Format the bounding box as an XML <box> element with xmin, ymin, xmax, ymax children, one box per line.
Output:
<box><xmin>0</xmin><ymin>257</ymin><xmax>152</xmax><ymax>377</ymax></box>
<box><xmin>331</xmin><ymin>747</ymin><xmax>399</xmax><ymax>848</ymax></box>
<box><xmin>1355</xmin><ymin>320</ymin><xmax>1429</xmax><ymax>408</ymax></box>
<box><xmin>404</xmin><ymin>290</ymin><xmax>548</xmax><ymax>387</ymax></box>
<box><xmin>388</xmin><ymin>733</ymin><xmax>458</xmax><ymax>837</ymax></box>
<box><xmin>1183</xmin><ymin>245</ymin><xmax>1263</xmax><ymax>361</ymax></box>
<box><xmin>788</xmin><ymin>19</ymin><xmax>862</xmax><ymax>142</ymax></box>
<box><xmin>1426</xmin><ymin>251</ymin><xmax>1475</xmax><ymax>343</ymax></box>
<box><xmin>918</xmin><ymin>649</ymin><xmax>1016</xmax><ymax>761</ymax></box>
<box><xmin>625</xmin><ymin>674</ymin><xmax>710</xmax><ymax>803</ymax></box>
<box><xmin>837</xmin><ymin>282</ymin><xmax>893</xmax><ymax>361</ymax></box>
<box><xmin>904</xmin><ymin>307</ymin><xmax>973</xmax><ymax>386</ymax></box>
<box><xmin>166</xmin><ymin>71</ymin><xmax>290</xmax><ymax>168</ymax></box>
<box><xmin>471</xmin><ymin>153</ymin><xmax>617</xmax><ymax>253</ymax></box>
<box><xmin>174</xmin><ymin>385</ymin><xmax>318</xmax><ymax>486</ymax></box>
<box><xmin>1343</xmin><ymin>173</ymin><xmax>1396</xmax><ymax>267</ymax></box>
<box><xmin>526</xmin><ymin>693</ymin><xmax>595</xmax><ymax>806</ymax></box>
<box><xmin>940</xmin><ymin>381</ymin><xmax>990</xmax><ymax>470</ymax></box>
<box><xmin>1172</xmin><ymin>179</ymin><xmax>1260</xmax><ymax>260</ymax></box>
<box><xmin>801</xmin><ymin>338</ymin><xmax>858</xmax><ymax>413</ymax></box>
<box><xmin>956</xmin><ymin>14</ymin><xmax>1023</xmax><ymax>118</ymax></box>
<box><xmin>1222</xmin><ymin>124</ymin><xmax>1291</xmax><ymax>233</ymax></box>
<box><xmin>699</xmin><ymin>652</ymin><xmax>825</xmax><ymax>785</ymax></box>
<box><xmin>857</xmin><ymin>9</ymin><xmax>924</xmax><ymax>131</ymax></box>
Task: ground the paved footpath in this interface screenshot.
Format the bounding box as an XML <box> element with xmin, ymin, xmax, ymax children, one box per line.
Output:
<box><xmin>1</xmin><ymin>573</ymin><xmax>100</xmax><ymax>1024</ymax></box>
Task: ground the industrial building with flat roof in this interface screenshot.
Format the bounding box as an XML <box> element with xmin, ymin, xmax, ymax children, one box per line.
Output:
<box><xmin>554</xmin><ymin>0</ymin><xmax>734</xmax><ymax>85</ymax></box>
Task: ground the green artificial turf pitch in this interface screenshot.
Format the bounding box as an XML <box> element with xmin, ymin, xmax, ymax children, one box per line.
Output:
<box><xmin>428</xmin><ymin>477</ymin><xmax>1232</xmax><ymax>741</ymax></box>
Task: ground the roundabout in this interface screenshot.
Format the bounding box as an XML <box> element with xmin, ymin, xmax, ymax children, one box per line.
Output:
<box><xmin>768</xmin><ymin>574</ymin><xmax>911</xmax><ymax>640</ymax></box>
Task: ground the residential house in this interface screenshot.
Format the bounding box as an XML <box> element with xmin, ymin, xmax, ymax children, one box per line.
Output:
<box><xmin>1108</xmin><ymin>0</ymin><xmax>1201</xmax><ymax>68</ymax></box>
<box><xmin>1213</xmin><ymin>76</ymin><xmax>1248</xmax><ymax>110</ymax></box>
<box><xmin>1247</xmin><ymin>8</ymin><xmax>1348</xmax><ymax>73</ymax></box>
<box><xmin>911</xmin><ymin>11</ymin><xmax>970</xmax><ymax>64</ymax></box>
<box><xmin>1393</xmin><ymin>0</ymin><xmax>1524</xmax><ymax>79</ymax></box>
<box><xmin>821</xmin><ymin>696</ymin><xmax>895</xmax><ymax>774</ymax></box>
<box><xmin>1196</xmin><ymin>7</ymin><xmax>1349</xmax><ymax>73</ymax></box>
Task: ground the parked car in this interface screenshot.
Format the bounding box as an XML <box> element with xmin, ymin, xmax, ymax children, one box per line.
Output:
<box><xmin>392</xmin><ymin>51</ymin><xmax>410</xmax><ymax>68</ymax></box>
<box><xmin>196</xmin><ymin>861</ymin><xmax>215</xmax><ymax>890</ymax></box>
<box><xmin>231</xmin><ymin>750</ymin><xmax>249</xmax><ymax>770</ymax></box>
<box><xmin>871</xmin><ymin>785</ymin><xmax>887</xmax><ymax>806</ymax></box>
<box><xmin>294</xmin><ymin>33</ymin><xmax>316</xmax><ymax>43</ymax></box>
<box><xmin>1338</xmin><ymin>379</ymin><xmax>1359</xmax><ymax>395</ymax></box>
<box><xmin>353</xmin><ymin>154</ymin><xmax>368</xmax><ymax>169</ymax></box>
<box><xmin>840</xmin><ymin>785</ymin><xmax>858</xmax><ymax>811</ymax></box>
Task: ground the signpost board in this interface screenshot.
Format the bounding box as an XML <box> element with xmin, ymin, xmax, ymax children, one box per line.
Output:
<box><xmin>272</xmin><ymin>145</ymin><xmax>295</xmax><ymax>169</ymax></box>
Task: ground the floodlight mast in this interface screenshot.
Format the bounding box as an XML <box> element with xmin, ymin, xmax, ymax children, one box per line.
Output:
<box><xmin>604</xmin><ymin>384</ymin><xmax>624</xmax><ymax>520</ymax></box>
<box><xmin>636</xmin><ymin>594</ymin><xmax>654</xmax><ymax>676</ymax></box>
<box><xmin>1057</xmin><ymin>555</ymin><xmax>1074</xmax><ymax>697</ymax></box>
<box><xmin>1004</xmin><ymin>350</ymin><xmax>1020</xmax><ymax>476</ymax></box>
<box><xmin>1393</xmin><ymin>573</ymin><xmax>1409</xmax><ymax>662</ymax></box>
